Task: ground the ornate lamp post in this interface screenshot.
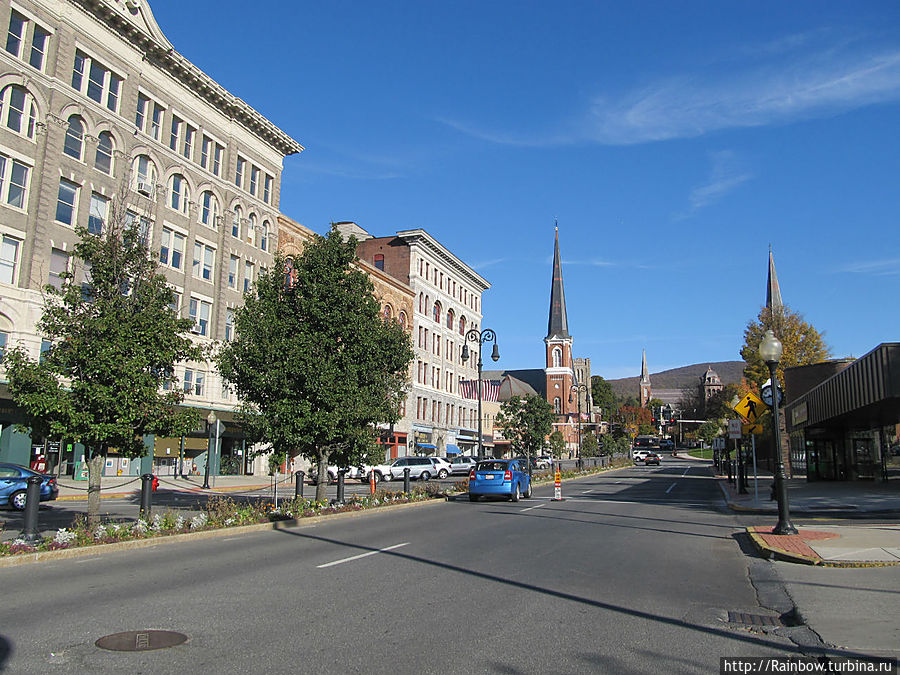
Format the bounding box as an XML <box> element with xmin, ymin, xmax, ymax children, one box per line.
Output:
<box><xmin>569</xmin><ymin>381</ymin><xmax>588</xmax><ymax>470</ymax></box>
<box><xmin>759</xmin><ymin>330</ymin><xmax>797</xmax><ymax>535</ymax></box>
<box><xmin>203</xmin><ymin>410</ymin><xmax>218</xmax><ymax>490</ymax></box>
<box><xmin>461</xmin><ymin>328</ymin><xmax>499</xmax><ymax>461</ymax></box>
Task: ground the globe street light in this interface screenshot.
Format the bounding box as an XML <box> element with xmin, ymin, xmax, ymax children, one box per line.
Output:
<box><xmin>759</xmin><ymin>330</ymin><xmax>797</xmax><ymax>535</ymax></box>
<box><xmin>461</xmin><ymin>328</ymin><xmax>499</xmax><ymax>461</ymax></box>
<box><xmin>203</xmin><ymin>410</ymin><xmax>217</xmax><ymax>490</ymax></box>
<box><xmin>569</xmin><ymin>382</ymin><xmax>589</xmax><ymax>470</ymax></box>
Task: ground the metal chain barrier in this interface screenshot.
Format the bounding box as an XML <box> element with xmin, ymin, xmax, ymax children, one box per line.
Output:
<box><xmin>56</xmin><ymin>476</ymin><xmax>143</xmax><ymax>491</ymax></box>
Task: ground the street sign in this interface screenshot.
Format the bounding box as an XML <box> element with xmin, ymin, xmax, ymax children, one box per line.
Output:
<box><xmin>732</xmin><ymin>392</ymin><xmax>764</xmax><ymax>424</ymax></box>
<box><xmin>728</xmin><ymin>419</ymin><xmax>742</xmax><ymax>439</ymax></box>
<box><xmin>742</xmin><ymin>423</ymin><xmax>763</xmax><ymax>435</ymax></box>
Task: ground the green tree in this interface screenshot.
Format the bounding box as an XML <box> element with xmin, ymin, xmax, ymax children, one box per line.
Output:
<box><xmin>741</xmin><ymin>306</ymin><xmax>831</xmax><ymax>390</ymax></box>
<box><xmin>5</xmin><ymin>199</ymin><xmax>202</xmax><ymax>523</ymax></box>
<box><xmin>548</xmin><ymin>430</ymin><xmax>566</xmax><ymax>459</ymax></box>
<box><xmin>216</xmin><ymin>231</ymin><xmax>414</xmax><ymax>502</ymax></box>
<box><xmin>496</xmin><ymin>394</ymin><xmax>554</xmax><ymax>466</ymax></box>
<box><xmin>581</xmin><ymin>430</ymin><xmax>599</xmax><ymax>457</ymax></box>
<box><xmin>697</xmin><ymin>419</ymin><xmax>722</xmax><ymax>445</ymax></box>
<box><xmin>590</xmin><ymin>375</ymin><xmax>619</xmax><ymax>420</ymax></box>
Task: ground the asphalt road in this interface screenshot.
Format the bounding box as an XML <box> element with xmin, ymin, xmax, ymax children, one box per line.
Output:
<box><xmin>0</xmin><ymin>458</ymin><xmax>855</xmax><ymax>673</ymax></box>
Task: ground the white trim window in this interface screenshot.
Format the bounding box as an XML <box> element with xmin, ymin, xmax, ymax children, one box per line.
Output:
<box><xmin>168</xmin><ymin>174</ymin><xmax>189</xmax><ymax>214</ymax></box>
<box><xmin>169</xmin><ymin>115</ymin><xmax>196</xmax><ymax>160</ymax></box>
<box><xmin>71</xmin><ymin>49</ymin><xmax>122</xmax><ymax>113</ymax></box>
<box><xmin>225</xmin><ymin>308</ymin><xmax>235</xmax><ymax>341</ymax></box>
<box><xmin>132</xmin><ymin>155</ymin><xmax>157</xmax><ymax>196</ymax></box>
<box><xmin>263</xmin><ymin>174</ymin><xmax>273</xmax><ymax>204</ymax></box>
<box><xmin>63</xmin><ymin>115</ymin><xmax>85</xmax><ymax>160</ymax></box>
<box><xmin>243</xmin><ymin>260</ymin><xmax>253</xmax><ymax>293</ymax></box>
<box><xmin>249</xmin><ymin>165</ymin><xmax>259</xmax><ymax>197</ymax></box>
<box><xmin>182</xmin><ymin>368</ymin><xmax>204</xmax><ymax>396</ymax></box>
<box><xmin>159</xmin><ymin>226</ymin><xmax>186</xmax><ymax>270</ymax></box>
<box><xmin>231</xmin><ymin>207</ymin><xmax>241</xmax><ymax>238</ymax></box>
<box><xmin>88</xmin><ymin>192</ymin><xmax>108</xmax><ymax>235</ymax></box>
<box><xmin>5</xmin><ymin>9</ymin><xmax>51</xmax><ymax>72</ymax></box>
<box><xmin>0</xmin><ymin>154</ymin><xmax>30</xmax><ymax>209</ymax></box>
<box><xmin>199</xmin><ymin>190</ymin><xmax>218</xmax><ymax>228</ymax></box>
<box><xmin>48</xmin><ymin>248</ymin><xmax>68</xmax><ymax>289</ymax></box>
<box><xmin>188</xmin><ymin>297</ymin><xmax>211</xmax><ymax>336</ymax></box>
<box><xmin>135</xmin><ymin>92</ymin><xmax>164</xmax><ymax>141</ymax></box>
<box><xmin>192</xmin><ymin>241</ymin><xmax>215</xmax><ymax>282</ymax></box>
<box><xmin>55</xmin><ymin>177</ymin><xmax>78</xmax><ymax>225</ymax></box>
<box><xmin>246</xmin><ymin>213</ymin><xmax>256</xmax><ymax>246</ymax></box>
<box><xmin>124</xmin><ymin>210</ymin><xmax>151</xmax><ymax>247</ymax></box>
<box><xmin>259</xmin><ymin>220</ymin><xmax>269</xmax><ymax>252</ymax></box>
<box><xmin>200</xmin><ymin>135</ymin><xmax>223</xmax><ymax>174</ymax></box>
<box><xmin>1</xmin><ymin>84</ymin><xmax>37</xmax><ymax>139</ymax></box>
<box><xmin>235</xmin><ymin>156</ymin><xmax>245</xmax><ymax>189</ymax></box>
<box><xmin>94</xmin><ymin>131</ymin><xmax>113</xmax><ymax>174</ymax></box>
<box><xmin>228</xmin><ymin>255</ymin><xmax>238</xmax><ymax>289</ymax></box>
<box><xmin>0</xmin><ymin>234</ymin><xmax>20</xmax><ymax>284</ymax></box>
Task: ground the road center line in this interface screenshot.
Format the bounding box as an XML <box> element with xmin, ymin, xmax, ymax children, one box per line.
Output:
<box><xmin>665</xmin><ymin>482</ymin><xmax>677</xmax><ymax>494</ymax></box>
<box><xmin>521</xmin><ymin>503</ymin><xmax>545</xmax><ymax>512</ymax></box>
<box><xmin>317</xmin><ymin>542</ymin><xmax>408</xmax><ymax>569</ymax></box>
<box><xmin>682</xmin><ymin>467</ymin><xmax>690</xmax><ymax>476</ymax></box>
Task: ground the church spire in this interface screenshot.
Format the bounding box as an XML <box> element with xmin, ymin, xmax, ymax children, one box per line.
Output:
<box><xmin>547</xmin><ymin>224</ymin><xmax>570</xmax><ymax>339</ymax></box>
<box><xmin>766</xmin><ymin>246</ymin><xmax>783</xmax><ymax>312</ymax></box>
<box><xmin>639</xmin><ymin>349</ymin><xmax>652</xmax><ymax>407</ymax></box>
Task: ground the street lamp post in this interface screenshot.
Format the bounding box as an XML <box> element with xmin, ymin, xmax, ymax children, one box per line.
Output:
<box><xmin>570</xmin><ymin>382</ymin><xmax>588</xmax><ymax>470</ymax></box>
<box><xmin>461</xmin><ymin>328</ymin><xmax>499</xmax><ymax>461</ymax></box>
<box><xmin>759</xmin><ymin>330</ymin><xmax>797</xmax><ymax>535</ymax></box>
<box><xmin>203</xmin><ymin>410</ymin><xmax>218</xmax><ymax>490</ymax></box>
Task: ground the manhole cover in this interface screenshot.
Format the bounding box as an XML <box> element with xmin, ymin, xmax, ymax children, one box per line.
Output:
<box><xmin>728</xmin><ymin>611</ymin><xmax>782</xmax><ymax>627</ymax></box>
<box><xmin>95</xmin><ymin>630</ymin><xmax>187</xmax><ymax>652</ymax></box>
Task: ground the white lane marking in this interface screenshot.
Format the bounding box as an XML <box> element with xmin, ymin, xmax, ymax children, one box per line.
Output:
<box><xmin>665</xmin><ymin>482</ymin><xmax>677</xmax><ymax>494</ymax></box>
<box><xmin>520</xmin><ymin>503</ymin><xmax>545</xmax><ymax>513</ymax></box>
<box><xmin>580</xmin><ymin>489</ymin><xmax>593</xmax><ymax>494</ymax></box>
<box><xmin>682</xmin><ymin>467</ymin><xmax>690</xmax><ymax>477</ymax></box>
<box><xmin>317</xmin><ymin>542</ymin><xmax>408</xmax><ymax>569</ymax></box>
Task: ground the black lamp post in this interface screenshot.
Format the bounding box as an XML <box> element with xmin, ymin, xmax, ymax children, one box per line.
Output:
<box><xmin>203</xmin><ymin>410</ymin><xmax>217</xmax><ymax>490</ymax></box>
<box><xmin>569</xmin><ymin>382</ymin><xmax>588</xmax><ymax>469</ymax></box>
<box><xmin>461</xmin><ymin>328</ymin><xmax>499</xmax><ymax>461</ymax></box>
<box><xmin>759</xmin><ymin>330</ymin><xmax>797</xmax><ymax>535</ymax></box>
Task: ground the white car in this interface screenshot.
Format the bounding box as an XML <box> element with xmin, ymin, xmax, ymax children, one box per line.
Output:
<box><xmin>632</xmin><ymin>450</ymin><xmax>651</xmax><ymax>463</ymax></box>
<box><xmin>535</xmin><ymin>456</ymin><xmax>553</xmax><ymax>469</ymax></box>
<box><xmin>373</xmin><ymin>456</ymin><xmax>449</xmax><ymax>482</ymax></box>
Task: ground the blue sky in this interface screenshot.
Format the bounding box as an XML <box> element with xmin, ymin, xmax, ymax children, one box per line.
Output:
<box><xmin>151</xmin><ymin>0</ymin><xmax>900</xmax><ymax>379</ymax></box>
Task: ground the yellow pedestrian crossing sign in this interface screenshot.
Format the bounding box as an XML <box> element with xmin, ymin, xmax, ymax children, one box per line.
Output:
<box><xmin>733</xmin><ymin>392</ymin><xmax>764</xmax><ymax>424</ymax></box>
<box><xmin>742</xmin><ymin>423</ymin><xmax>763</xmax><ymax>435</ymax></box>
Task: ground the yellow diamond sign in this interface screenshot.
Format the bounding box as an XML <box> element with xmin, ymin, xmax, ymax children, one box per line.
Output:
<box><xmin>733</xmin><ymin>392</ymin><xmax>764</xmax><ymax>424</ymax></box>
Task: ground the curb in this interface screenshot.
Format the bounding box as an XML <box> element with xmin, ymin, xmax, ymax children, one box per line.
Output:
<box><xmin>745</xmin><ymin>526</ymin><xmax>821</xmax><ymax>565</ymax></box>
<box><xmin>0</xmin><ymin>494</ymin><xmax>449</xmax><ymax>569</ymax></box>
<box><xmin>55</xmin><ymin>482</ymin><xmax>275</xmax><ymax>501</ymax></box>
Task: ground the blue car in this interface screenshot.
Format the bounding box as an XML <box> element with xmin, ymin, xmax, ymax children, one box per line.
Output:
<box><xmin>0</xmin><ymin>463</ymin><xmax>59</xmax><ymax>511</ymax></box>
<box><xmin>468</xmin><ymin>459</ymin><xmax>531</xmax><ymax>502</ymax></box>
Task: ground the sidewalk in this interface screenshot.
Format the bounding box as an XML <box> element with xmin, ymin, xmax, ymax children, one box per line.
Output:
<box><xmin>54</xmin><ymin>473</ymin><xmax>278</xmax><ymax>500</ymax></box>
<box><xmin>681</xmin><ymin>451</ymin><xmax>900</xmax><ymax>566</ymax></box>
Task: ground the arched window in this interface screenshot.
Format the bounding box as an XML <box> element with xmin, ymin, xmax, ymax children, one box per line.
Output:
<box><xmin>246</xmin><ymin>214</ymin><xmax>256</xmax><ymax>246</ymax></box>
<box><xmin>446</xmin><ymin>308</ymin><xmax>455</xmax><ymax>329</ymax></box>
<box><xmin>418</xmin><ymin>293</ymin><xmax>424</xmax><ymax>313</ymax></box>
<box><xmin>169</xmin><ymin>174</ymin><xmax>189</xmax><ymax>213</ymax></box>
<box><xmin>200</xmin><ymin>190</ymin><xmax>218</xmax><ymax>227</ymax></box>
<box><xmin>94</xmin><ymin>131</ymin><xmax>113</xmax><ymax>174</ymax></box>
<box><xmin>398</xmin><ymin>311</ymin><xmax>407</xmax><ymax>330</ymax></box>
<box><xmin>459</xmin><ymin>316</ymin><xmax>466</xmax><ymax>336</ymax></box>
<box><xmin>432</xmin><ymin>301</ymin><xmax>441</xmax><ymax>323</ymax></box>
<box><xmin>1</xmin><ymin>85</ymin><xmax>36</xmax><ymax>139</ymax></box>
<box><xmin>260</xmin><ymin>220</ymin><xmax>270</xmax><ymax>251</ymax></box>
<box><xmin>554</xmin><ymin>397</ymin><xmax>561</xmax><ymax>414</ymax></box>
<box><xmin>63</xmin><ymin>115</ymin><xmax>84</xmax><ymax>159</ymax></box>
<box><xmin>552</xmin><ymin>347</ymin><xmax>562</xmax><ymax>367</ymax></box>
<box><xmin>383</xmin><ymin>304</ymin><xmax>393</xmax><ymax>321</ymax></box>
<box><xmin>133</xmin><ymin>155</ymin><xmax>157</xmax><ymax>195</ymax></box>
<box><xmin>231</xmin><ymin>207</ymin><xmax>242</xmax><ymax>238</ymax></box>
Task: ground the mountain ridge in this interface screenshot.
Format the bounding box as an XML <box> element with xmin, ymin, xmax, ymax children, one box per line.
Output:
<box><xmin>603</xmin><ymin>361</ymin><xmax>745</xmax><ymax>399</ymax></box>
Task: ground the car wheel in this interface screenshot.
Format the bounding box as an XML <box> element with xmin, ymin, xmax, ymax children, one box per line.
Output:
<box><xmin>438</xmin><ymin>469</ymin><xmax>449</xmax><ymax>479</ymax></box>
<box><xmin>10</xmin><ymin>490</ymin><xmax>27</xmax><ymax>511</ymax></box>
<box><xmin>379</xmin><ymin>472</ymin><xmax>390</xmax><ymax>482</ymax></box>
<box><xmin>524</xmin><ymin>483</ymin><xmax>532</xmax><ymax>498</ymax></box>
<box><xmin>419</xmin><ymin>471</ymin><xmax>431</xmax><ymax>481</ymax></box>
<box><xmin>371</xmin><ymin>472</ymin><xmax>381</xmax><ymax>484</ymax></box>
<box><xmin>510</xmin><ymin>484</ymin><xmax>520</xmax><ymax>502</ymax></box>
<box><xmin>469</xmin><ymin>494</ymin><xmax>479</xmax><ymax>502</ymax></box>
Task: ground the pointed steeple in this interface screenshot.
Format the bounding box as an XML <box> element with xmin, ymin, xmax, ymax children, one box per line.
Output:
<box><xmin>547</xmin><ymin>225</ymin><xmax>570</xmax><ymax>339</ymax></box>
<box><xmin>640</xmin><ymin>349</ymin><xmax>650</xmax><ymax>385</ymax></box>
<box><xmin>766</xmin><ymin>246</ymin><xmax>783</xmax><ymax>312</ymax></box>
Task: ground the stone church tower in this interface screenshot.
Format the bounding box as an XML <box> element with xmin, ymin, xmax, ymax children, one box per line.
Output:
<box><xmin>544</xmin><ymin>228</ymin><xmax>575</xmax><ymax>416</ymax></box>
<box><xmin>639</xmin><ymin>349</ymin><xmax>652</xmax><ymax>408</ymax></box>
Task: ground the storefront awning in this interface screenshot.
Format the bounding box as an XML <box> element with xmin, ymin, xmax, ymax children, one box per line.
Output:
<box><xmin>445</xmin><ymin>444</ymin><xmax>461</xmax><ymax>455</ymax></box>
<box><xmin>417</xmin><ymin>443</ymin><xmax>436</xmax><ymax>450</ymax></box>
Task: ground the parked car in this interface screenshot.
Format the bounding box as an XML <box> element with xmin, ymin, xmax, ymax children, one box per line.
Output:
<box><xmin>309</xmin><ymin>465</ymin><xmax>361</xmax><ymax>484</ymax></box>
<box><xmin>448</xmin><ymin>455</ymin><xmax>478</xmax><ymax>475</ymax></box>
<box><xmin>468</xmin><ymin>459</ymin><xmax>531</xmax><ymax>502</ymax></box>
<box><xmin>643</xmin><ymin>452</ymin><xmax>661</xmax><ymax>466</ymax></box>
<box><xmin>659</xmin><ymin>439</ymin><xmax>675</xmax><ymax>452</ymax></box>
<box><xmin>0</xmin><ymin>463</ymin><xmax>59</xmax><ymax>511</ymax></box>
<box><xmin>535</xmin><ymin>456</ymin><xmax>553</xmax><ymax>469</ymax></box>
<box><xmin>377</xmin><ymin>456</ymin><xmax>443</xmax><ymax>482</ymax></box>
<box><xmin>429</xmin><ymin>457</ymin><xmax>452</xmax><ymax>479</ymax></box>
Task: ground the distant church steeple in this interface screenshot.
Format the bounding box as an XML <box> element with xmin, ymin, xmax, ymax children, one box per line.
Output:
<box><xmin>766</xmin><ymin>246</ymin><xmax>783</xmax><ymax>312</ymax></box>
<box><xmin>544</xmin><ymin>225</ymin><xmax>575</xmax><ymax>417</ymax></box>
<box><xmin>639</xmin><ymin>349</ymin><xmax>652</xmax><ymax>408</ymax></box>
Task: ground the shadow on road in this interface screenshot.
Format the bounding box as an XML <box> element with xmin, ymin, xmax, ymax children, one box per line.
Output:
<box><xmin>0</xmin><ymin>634</ymin><xmax>12</xmax><ymax>671</ymax></box>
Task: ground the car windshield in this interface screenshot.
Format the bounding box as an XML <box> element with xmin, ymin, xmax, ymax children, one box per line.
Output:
<box><xmin>477</xmin><ymin>461</ymin><xmax>508</xmax><ymax>472</ymax></box>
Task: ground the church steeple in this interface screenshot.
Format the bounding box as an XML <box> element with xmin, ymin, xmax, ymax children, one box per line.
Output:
<box><xmin>766</xmin><ymin>246</ymin><xmax>783</xmax><ymax>312</ymax></box>
<box><xmin>639</xmin><ymin>349</ymin><xmax>652</xmax><ymax>407</ymax></box>
<box><xmin>546</xmin><ymin>225</ymin><xmax>570</xmax><ymax>340</ymax></box>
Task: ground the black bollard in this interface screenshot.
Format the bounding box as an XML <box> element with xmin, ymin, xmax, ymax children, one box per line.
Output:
<box><xmin>403</xmin><ymin>467</ymin><xmax>411</xmax><ymax>493</ymax></box>
<box><xmin>726</xmin><ymin>452</ymin><xmax>733</xmax><ymax>483</ymax></box>
<box><xmin>19</xmin><ymin>475</ymin><xmax>43</xmax><ymax>544</ymax></box>
<box><xmin>140</xmin><ymin>473</ymin><xmax>153</xmax><ymax>518</ymax></box>
<box><xmin>295</xmin><ymin>471</ymin><xmax>305</xmax><ymax>499</ymax></box>
<box><xmin>737</xmin><ymin>447</ymin><xmax>748</xmax><ymax>494</ymax></box>
<box><xmin>336</xmin><ymin>470</ymin><xmax>345</xmax><ymax>504</ymax></box>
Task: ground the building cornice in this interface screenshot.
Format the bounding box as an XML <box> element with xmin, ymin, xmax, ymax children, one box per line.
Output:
<box><xmin>395</xmin><ymin>229</ymin><xmax>490</xmax><ymax>292</ymax></box>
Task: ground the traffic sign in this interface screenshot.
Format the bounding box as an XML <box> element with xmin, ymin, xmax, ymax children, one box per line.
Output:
<box><xmin>728</xmin><ymin>419</ymin><xmax>742</xmax><ymax>439</ymax></box>
<box><xmin>742</xmin><ymin>423</ymin><xmax>763</xmax><ymax>435</ymax></box>
<box><xmin>732</xmin><ymin>392</ymin><xmax>764</xmax><ymax>423</ymax></box>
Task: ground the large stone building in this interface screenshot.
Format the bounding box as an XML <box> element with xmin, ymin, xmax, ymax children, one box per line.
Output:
<box><xmin>336</xmin><ymin>222</ymin><xmax>489</xmax><ymax>457</ymax></box>
<box><xmin>0</xmin><ymin>0</ymin><xmax>302</xmax><ymax>475</ymax></box>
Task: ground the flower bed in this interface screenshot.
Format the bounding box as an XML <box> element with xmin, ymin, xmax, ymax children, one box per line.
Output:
<box><xmin>0</xmin><ymin>484</ymin><xmax>449</xmax><ymax>557</ymax></box>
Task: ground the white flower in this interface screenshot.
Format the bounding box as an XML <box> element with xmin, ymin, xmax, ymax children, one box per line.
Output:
<box><xmin>53</xmin><ymin>528</ymin><xmax>76</xmax><ymax>544</ymax></box>
<box><xmin>224</xmin><ymin>517</ymin><xmax>235</xmax><ymax>526</ymax></box>
<box><xmin>11</xmin><ymin>538</ymin><xmax>27</xmax><ymax>547</ymax></box>
<box><xmin>189</xmin><ymin>513</ymin><xmax>208</xmax><ymax>529</ymax></box>
<box><xmin>174</xmin><ymin>515</ymin><xmax>186</xmax><ymax>529</ymax></box>
<box><xmin>132</xmin><ymin>520</ymin><xmax>148</xmax><ymax>534</ymax></box>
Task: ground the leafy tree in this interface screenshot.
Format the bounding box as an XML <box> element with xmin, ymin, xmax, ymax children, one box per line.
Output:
<box><xmin>548</xmin><ymin>430</ymin><xmax>566</xmax><ymax>459</ymax></box>
<box><xmin>615</xmin><ymin>405</ymin><xmax>653</xmax><ymax>437</ymax></box>
<box><xmin>590</xmin><ymin>375</ymin><xmax>619</xmax><ymax>420</ymax></box>
<box><xmin>741</xmin><ymin>306</ymin><xmax>831</xmax><ymax>390</ymax></box>
<box><xmin>216</xmin><ymin>231</ymin><xmax>414</xmax><ymax>502</ymax></box>
<box><xmin>697</xmin><ymin>419</ymin><xmax>722</xmax><ymax>445</ymax></box>
<box><xmin>5</xmin><ymin>197</ymin><xmax>202</xmax><ymax>523</ymax></box>
<box><xmin>496</xmin><ymin>394</ymin><xmax>554</xmax><ymax>466</ymax></box>
<box><xmin>580</xmin><ymin>430</ymin><xmax>599</xmax><ymax>457</ymax></box>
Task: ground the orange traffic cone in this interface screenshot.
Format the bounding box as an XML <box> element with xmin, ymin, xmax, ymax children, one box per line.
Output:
<box><xmin>551</xmin><ymin>467</ymin><xmax>565</xmax><ymax>501</ymax></box>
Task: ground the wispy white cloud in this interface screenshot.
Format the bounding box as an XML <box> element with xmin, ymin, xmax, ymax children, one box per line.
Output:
<box><xmin>676</xmin><ymin>150</ymin><xmax>753</xmax><ymax>219</ymax></box>
<box><xmin>836</xmin><ymin>258</ymin><xmax>900</xmax><ymax>276</ymax></box>
<box><xmin>441</xmin><ymin>36</ymin><xmax>900</xmax><ymax>147</ymax></box>
<box><xmin>471</xmin><ymin>258</ymin><xmax>506</xmax><ymax>271</ymax></box>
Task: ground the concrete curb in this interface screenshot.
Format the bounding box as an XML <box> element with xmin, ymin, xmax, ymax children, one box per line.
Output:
<box><xmin>745</xmin><ymin>526</ymin><xmax>821</xmax><ymax>565</ymax></box>
<box><xmin>0</xmin><ymin>494</ymin><xmax>448</xmax><ymax>569</ymax></box>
